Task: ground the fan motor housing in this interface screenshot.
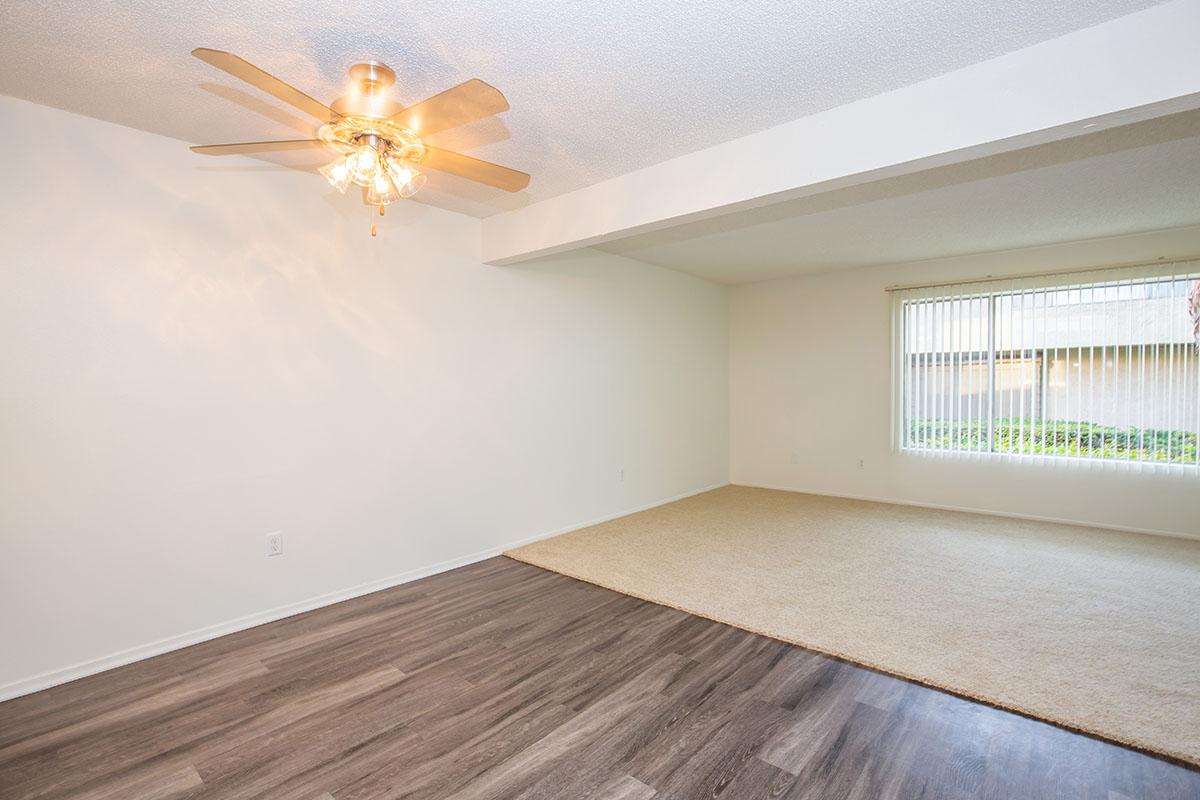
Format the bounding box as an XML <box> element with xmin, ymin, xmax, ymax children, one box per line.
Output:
<box><xmin>349</xmin><ymin>61</ymin><xmax>395</xmax><ymax>88</ymax></box>
<box><xmin>332</xmin><ymin>61</ymin><xmax>403</xmax><ymax>118</ymax></box>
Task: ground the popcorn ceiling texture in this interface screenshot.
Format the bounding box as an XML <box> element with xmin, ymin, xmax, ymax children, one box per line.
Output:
<box><xmin>508</xmin><ymin>485</ymin><xmax>1200</xmax><ymax>766</ymax></box>
<box><xmin>0</xmin><ymin>0</ymin><xmax>1156</xmax><ymax>217</ymax></box>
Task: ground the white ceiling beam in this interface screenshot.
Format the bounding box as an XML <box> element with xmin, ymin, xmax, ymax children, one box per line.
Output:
<box><xmin>482</xmin><ymin>0</ymin><xmax>1200</xmax><ymax>265</ymax></box>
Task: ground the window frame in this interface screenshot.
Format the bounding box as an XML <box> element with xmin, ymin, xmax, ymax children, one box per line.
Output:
<box><xmin>890</xmin><ymin>262</ymin><xmax>1200</xmax><ymax>471</ymax></box>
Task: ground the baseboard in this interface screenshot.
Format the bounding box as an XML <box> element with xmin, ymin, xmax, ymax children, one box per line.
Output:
<box><xmin>733</xmin><ymin>481</ymin><xmax>1200</xmax><ymax>542</ymax></box>
<box><xmin>0</xmin><ymin>481</ymin><xmax>729</xmax><ymax>703</ymax></box>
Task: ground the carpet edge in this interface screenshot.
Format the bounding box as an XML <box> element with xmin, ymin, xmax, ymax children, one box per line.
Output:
<box><xmin>502</xmin><ymin>550</ymin><xmax>1199</xmax><ymax>769</ymax></box>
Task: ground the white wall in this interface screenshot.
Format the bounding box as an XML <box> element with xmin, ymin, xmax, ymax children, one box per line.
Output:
<box><xmin>0</xmin><ymin>95</ymin><xmax>730</xmax><ymax>696</ymax></box>
<box><xmin>730</xmin><ymin>228</ymin><xmax>1200</xmax><ymax>538</ymax></box>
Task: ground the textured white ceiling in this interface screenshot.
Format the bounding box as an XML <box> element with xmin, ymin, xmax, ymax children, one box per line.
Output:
<box><xmin>597</xmin><ymin>111</ymin><xmax>1200</xmax><ymax>283</ymax></box>
<box><xmin>0</xmin><ymin>0</ymin><xmax>1158</xmax><ymax>218</ymax></box>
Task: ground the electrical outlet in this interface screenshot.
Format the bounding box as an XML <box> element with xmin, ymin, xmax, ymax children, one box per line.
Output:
<box><xmin>790</xmin><ymin>452</ymin><xmax>799</xmax><ymax>464</ymax></box>
<box><xmin>619</xmin><ymin>467</ymin><xmax>625</xmax><ymax>482</ymax></box>
<box><xmin>266</xmin><ymin>532</ymin><xmax>283</xmax><ymax>557</ymax></box>
<box><xmin>857</xmin><ymin>459</ymin><xmax>865</xmax><ymax>469</ymax></box>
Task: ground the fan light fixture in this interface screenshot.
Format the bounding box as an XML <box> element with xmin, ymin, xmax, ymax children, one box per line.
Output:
<box><xmin>188</xmin><ymin>49</ymin><xmax>531</xmax><ymax>237</ymax></box>
<box><xmin>318</xmin><ymin>139</ymin><xmax>426</xmax><ymax>204</ymax></box>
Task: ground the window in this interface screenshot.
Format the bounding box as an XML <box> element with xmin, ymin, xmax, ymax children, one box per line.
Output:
<box><xmin>891</xmin><ymin>262</ymin><xmax>1200</xmax><ymax>469</ymax></box>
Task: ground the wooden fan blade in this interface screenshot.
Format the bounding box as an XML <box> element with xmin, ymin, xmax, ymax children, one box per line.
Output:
<box><xmin>193</xmin><ymin>48</ymin><xmax>339</xmax><ymax>123</ymax></box>
<box><xmin>419</xmin><ymin>146</ymin><xmax>529</xmax><ymax>192</ymax></box>
<box><xmin>190</xmin><ymin>139</ymin><xmax>333</xmax><ymax>155</ymax></box>
<box><xmin>390</xmin><ymin>79</ymin><xmax>509</xmax><ymax>136</ymax></box>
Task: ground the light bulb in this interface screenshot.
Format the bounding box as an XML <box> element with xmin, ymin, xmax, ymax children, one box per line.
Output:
<box><xmin>318</xmin><ymin>155</ymin><xmax>353</xmax><ymax>193</ymax></box>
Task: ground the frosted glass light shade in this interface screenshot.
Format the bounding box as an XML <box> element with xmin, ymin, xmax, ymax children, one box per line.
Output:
<box><xmin>366</xmin><ymin>172</ymin><xmax>401</xmax><ymax>206</ymax></box>
<box><xmin>347</xmin><ymin>146</ymin><xmax>381</xmax><ymax>186</ymax></box>
<box><xmin>399</xmin><ymin>172</ymin><xmax>426</xmax><ymax>198</ymax></box>
<box><xmin>386</xmin><ymin>160</ymin><xmax>425</xmax><ymax>199</ymax></box>
<box><xmin>318</xmin><ymin>156</ymin><xmax>353</xmax><ymax>193</ymax></box>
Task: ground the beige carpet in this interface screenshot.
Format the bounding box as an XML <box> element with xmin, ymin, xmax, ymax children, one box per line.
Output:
<box><xmin>507</xmin><ymin>485</ymin><xmax>1200</xmax><ymax>765</ymax></box>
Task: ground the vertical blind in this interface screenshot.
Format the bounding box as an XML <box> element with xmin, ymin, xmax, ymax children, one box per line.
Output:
<box><xmin>890</xmin><ymin>260</ymin><xmax>1200</xmax><ymax>472</ymax></box>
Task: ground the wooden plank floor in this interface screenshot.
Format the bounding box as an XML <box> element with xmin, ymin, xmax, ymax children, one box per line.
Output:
<box><xmin>1</xmin><ymin>557</ymin><xmax>1197</xmax><ymax>800</ymax></box>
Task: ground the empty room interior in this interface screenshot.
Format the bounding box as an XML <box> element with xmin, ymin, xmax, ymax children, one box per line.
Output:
<box><xmin>4</xmin><ymin>2</ymin><xmax>1200</xmax><ymax>798</ymax></box>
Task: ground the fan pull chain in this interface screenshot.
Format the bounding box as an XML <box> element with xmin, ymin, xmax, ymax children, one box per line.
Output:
<box><xmin>369</xmin><ymin>203</ymin><xmax>385</xmax><ymax>237</ymax></box>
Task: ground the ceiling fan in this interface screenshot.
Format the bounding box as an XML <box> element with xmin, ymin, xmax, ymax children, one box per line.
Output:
<box><xmin>189</xmin><ymin>48</ymin><xmax>529</xmax><ymax>235</ymax></box>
